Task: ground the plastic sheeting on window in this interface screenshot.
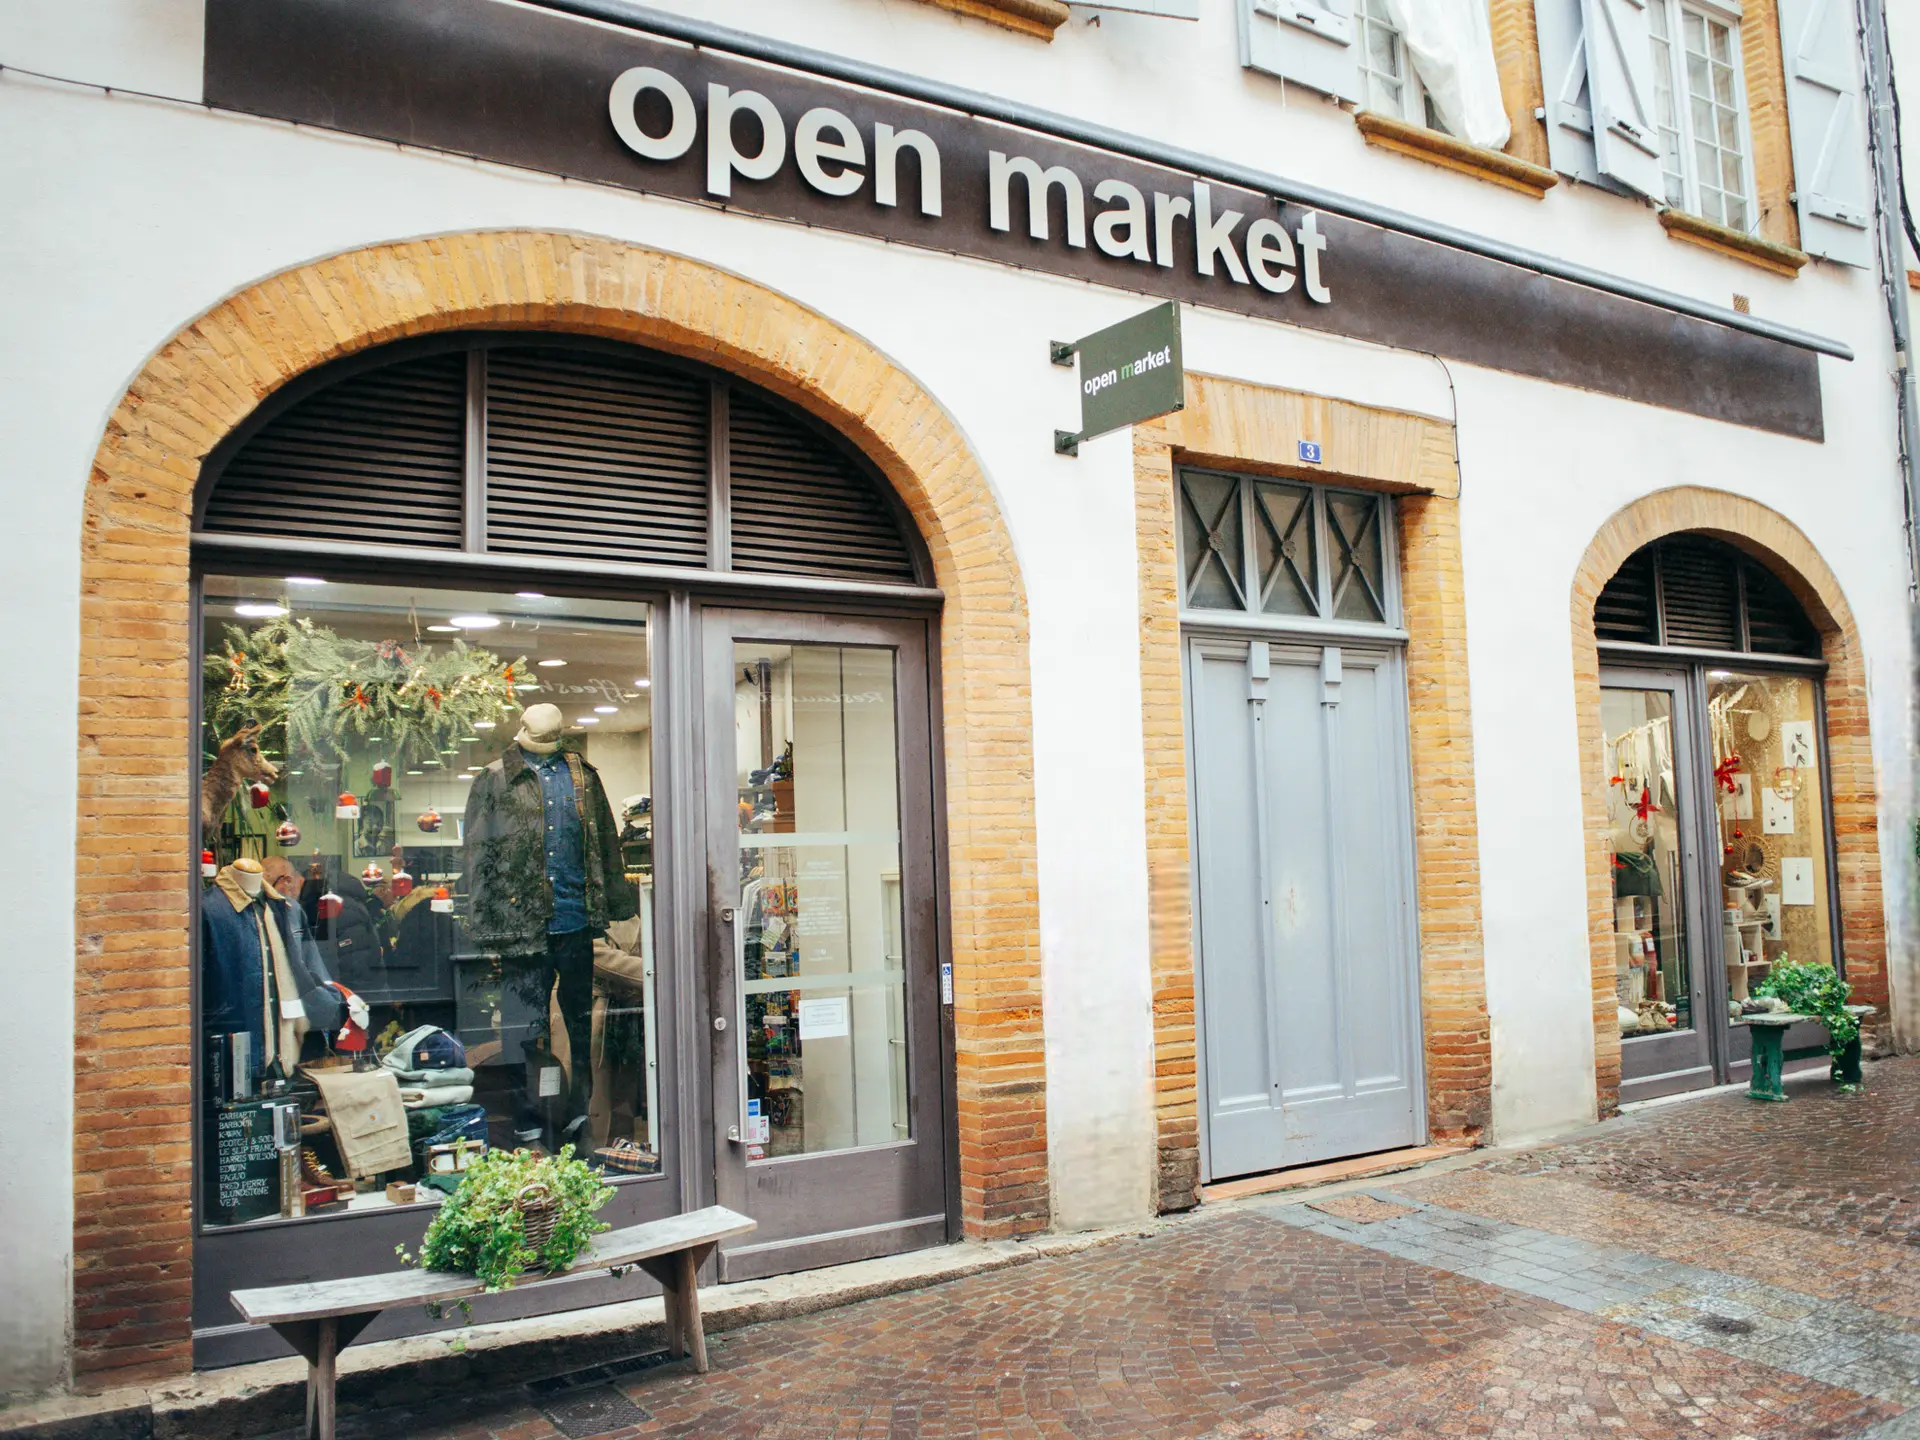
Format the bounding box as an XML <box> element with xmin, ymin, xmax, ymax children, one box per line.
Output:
<box><xmin>1379</xmin><ymin>0</ymin><xmax>1511</xmax><ymax>149</ymax></box>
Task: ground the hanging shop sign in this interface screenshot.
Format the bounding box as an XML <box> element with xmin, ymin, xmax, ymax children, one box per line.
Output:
<box><xmin>204</xmin><ymin>0</ymin><xmax>1821</xmax><ymax>440</ymax></box>
<box><xmin>1052</xmin><ymin>301</ymin><xmax>1184</xmax><ymax>455</ymax></box>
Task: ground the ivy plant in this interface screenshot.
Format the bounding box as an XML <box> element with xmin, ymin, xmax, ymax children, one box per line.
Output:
<box><xmin>399</xmin><ymin>1146</ymin><xmax>612</xmax><ymax>1293</ymax></box>
<box><xmin>1754</xmin><ymin>960</ymin><xmax>1857</xmax><ymax>1062</ymax></box>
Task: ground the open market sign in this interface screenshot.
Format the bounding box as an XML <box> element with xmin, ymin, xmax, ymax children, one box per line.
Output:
<box><xmin>1052</xmin><ymin>303</ymin><xmax>1184</xmax><ymax>455</ymax></box>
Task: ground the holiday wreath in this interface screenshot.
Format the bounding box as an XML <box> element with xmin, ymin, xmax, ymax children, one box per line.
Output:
<box><xmin>206</xmin><ymin>617</ymin><xmax>529</xmax><ymax>767</ymax></box>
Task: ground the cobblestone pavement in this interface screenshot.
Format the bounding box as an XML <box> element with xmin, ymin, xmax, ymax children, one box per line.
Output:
<box><xmin>319</xmin><ymin>1058</ymin><xmax>1916</xmax><ymax>1440</ymax></box>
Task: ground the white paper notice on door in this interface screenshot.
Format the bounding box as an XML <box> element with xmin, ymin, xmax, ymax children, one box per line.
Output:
<box><xmin>798</xmin><ymin>996</ymin><xmax>850</xmax><ymax>1040</ymax></box>
<box><xmin>1779</xmin><ymin>720</ymin><xmax>1816</xmax><ymax>771</ymax></box>
<box><xmin>1781</xmin><ymin>858</ymin><xmax>1816</xmax><ymax>906</ymax></box>
<box><xmin>1762</xmin><ymin>786</ymin><xmax>1795</xmax><ymax>835</ymax></box>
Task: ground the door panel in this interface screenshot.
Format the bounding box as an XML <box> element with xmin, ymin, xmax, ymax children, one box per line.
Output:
<box><xmin>1191</xmin><ymin>636</ymin><xmax>1422</xmax><ymax>1180</ymax></box>
<box><xmin>702</xmin><ymin>610</ymin><xmax>947</xmax><ymax>1279</ymax></box>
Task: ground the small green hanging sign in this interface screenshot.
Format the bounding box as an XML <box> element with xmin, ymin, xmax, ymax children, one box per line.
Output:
<box><xmin>1052</xmin><ymin>301</ymin><xmax>1184</xmax><ymax>456</ymax></box>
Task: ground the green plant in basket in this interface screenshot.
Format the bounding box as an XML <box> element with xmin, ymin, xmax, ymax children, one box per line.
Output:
<box><xmin>1754</xmin><ymin>959</ymin><xmax>1856</xmax><ymax>1062</ymax></box>
<box><xmin>401</xmin><ymin>1146</ymin><xmax>612</xmax><ymax>1293</ymax></box>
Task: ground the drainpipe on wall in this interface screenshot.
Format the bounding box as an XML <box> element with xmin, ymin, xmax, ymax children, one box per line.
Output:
<box><xmin>1856</xmin><ymin>0</ymin><xmax>1920</xmax><ymax>1050</ymax></box>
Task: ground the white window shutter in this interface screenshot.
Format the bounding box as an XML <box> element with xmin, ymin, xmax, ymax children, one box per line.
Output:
<box><xmin>1534</xmin><ymin>0</ymin><xmax>1602</xmax><ymax>182</ymax></box>
<box><xmin>1239</xmin><ymin>0</ymin><xmax>1362</xmax><ymax>104</ymax></box>
<box><xmin>1579</xmin><ymin>0</ymin><xmax>1666</xmax><ymax>198</ymax></box>
<box><xmin>1777</xmin><ymin>0</ymin><xmax>1875</xmax><ymax>266</ymax></box>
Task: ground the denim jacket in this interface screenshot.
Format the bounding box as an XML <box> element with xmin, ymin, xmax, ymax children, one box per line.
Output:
<box><xmin>460</xmin><ymin>745</ymin><xmax>637</xmax><ymax>955</ymax></box>
<box><xmin>201</xmin><ymin>876</ymin><xmax>345</xmax><ymax>1077</ymax></box>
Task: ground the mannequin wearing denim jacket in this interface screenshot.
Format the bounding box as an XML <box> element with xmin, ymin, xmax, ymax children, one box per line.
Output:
<box><xmin>202</xmin><ymin>866</ymin><xmax>345</xmax><ymax>1081</ymax></box>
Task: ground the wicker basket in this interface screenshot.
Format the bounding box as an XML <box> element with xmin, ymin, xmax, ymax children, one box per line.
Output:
<box><xmin>515</xmin><ymin>1182</ymin><xmax>558</xmax><ymax>1252</ymax></box>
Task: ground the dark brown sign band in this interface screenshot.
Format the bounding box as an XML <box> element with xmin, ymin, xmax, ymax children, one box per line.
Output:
<box><xmin>204</xmin><ymin>0</ymin><xmax>1822</xmax><ymax>440</ymax></box>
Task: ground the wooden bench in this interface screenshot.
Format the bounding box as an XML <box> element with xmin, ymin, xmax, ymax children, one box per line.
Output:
<box><xmin>1737</xmin><ymin>1004</ymin><xmax>1876</xmax><ymax>1101</ymax></box>
<box><xmin>231</xmin><ymin>1205</ymin><xmax>756</xmax><ymax>1440</ymax></box>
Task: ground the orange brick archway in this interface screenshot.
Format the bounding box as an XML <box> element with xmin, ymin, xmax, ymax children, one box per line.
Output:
<box><xmin>73</xmin><ymin>232</ymin><xmax>1044</xmax><ymax>1384</ymax></box>
<box><xmin>1570</xmin><ymin>487</ymin><xmax>1888</xmax><ymax>1116</ymax></box>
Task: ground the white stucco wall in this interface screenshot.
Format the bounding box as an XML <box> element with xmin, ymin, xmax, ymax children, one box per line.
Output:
<box><xmin>2</xmin><ymin>0</ymin><xmax>1913</xmax><ymax>1395</ymax></box>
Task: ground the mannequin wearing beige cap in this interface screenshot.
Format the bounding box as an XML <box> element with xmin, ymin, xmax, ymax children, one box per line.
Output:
<box><xmin>461</xmin><ymin>700</ymin><xmax>638</xmax><ymax>1145</ymax></box>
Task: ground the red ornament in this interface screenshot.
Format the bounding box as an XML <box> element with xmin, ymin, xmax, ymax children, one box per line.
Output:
<box><xmin>360</xmin><ymin>862</ymin><xmax>385</xmax><ymax>885</ymax></box>
<box><xmin>201</xmin><ymin>849</ymin><xmax>217</xmax><ymax>879</ymax></box>
<box><xmin>370</xmin><ymin>761</ymin><xmax>393</xmax><ymax>788</ymax></box>
<box><xmin>317</xmin><ymin>891</ymin><xmax>345</xmax><ymax>921</ymax></box>
<box><xmin>1713</xmin><ymin>756</ymin><xmax>1742</xmax><ymax>794</ymax></box>
<box><xmin>248</xmin><ymin>781</ymin><xmax>272</xmax><ymax>809</ymax></box>
<box><xmin>1632</xmin><ymin>786</ymin><xmax>1660</xmax><ymax>823</ymax></box>
<box><xmin>430</xmin><ymin>886</ymin><xmax>454</xmax><ymax>914</ymax></box>
<box><xmin>335</xmin><ymin>792</ymin><xmax>361</xmax><ymax>820</ymax></box>
<box><xmin>416</xmin><ymin>807</ymin><xmax>442</xmax><ymax>833</ymax></box>
<box><xmin>276</xmin><ymin>820</ymin><xmax>301</xmax><ymax>847</ymax></box>
<box><xmin>390</xmin><ymin>868</ymin><xmax>415</xmax><ymax>899</ymax></box>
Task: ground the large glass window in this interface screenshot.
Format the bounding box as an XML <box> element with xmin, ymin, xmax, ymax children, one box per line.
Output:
<box><xmin>198</xmin><ymin>577</ymin><xmax>659</xmax><ymax>1227</ymax></box>
<box><xmin>733</xmin><ymin>642</ymin><xmax>910</xmax><ymax>1159</ymax></box>
<box><xmin>1602</xmin><ymin>688</ymin><xmax>1693</xmax><ymax>1037</ymax></box>
<box><xmin>1707</xmin><ymin>670</ymin><xmax>1836</xmax><ymax>994</ymax></box>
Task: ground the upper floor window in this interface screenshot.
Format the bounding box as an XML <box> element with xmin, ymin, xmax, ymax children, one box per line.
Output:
<box><xmin>1356</xmin><ymin>0</ymin><xmax>1448</xmax><ymax>133</ymax></box>
<box><xmin>1648</xmin><ymin>0</ymin><xmax>1754</xmax><ymax>230</ymax></box>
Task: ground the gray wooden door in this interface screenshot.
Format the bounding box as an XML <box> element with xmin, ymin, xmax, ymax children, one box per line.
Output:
<box><xmin>1188</xmin><ymin>635</ymin><xmax>1422</xmax><ymax>1180</ymax></box>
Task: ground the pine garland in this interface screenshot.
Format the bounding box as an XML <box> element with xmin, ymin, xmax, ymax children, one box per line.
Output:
<box><xmin>205</xmin><ymin>617</ymin><xmax>527</xmax><ymax>766</ymax></box>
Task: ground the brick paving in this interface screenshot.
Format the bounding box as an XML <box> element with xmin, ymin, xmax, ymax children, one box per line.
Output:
<box><xmin>312</xmin><ymin>1059</ymin><xmax>1918</xmax><ymax>1440</ymax></box>
<box><xmin>1475</xmin><ymin>1059</ymin><xmax>1920</xmax><ymax>1247</ymax></box>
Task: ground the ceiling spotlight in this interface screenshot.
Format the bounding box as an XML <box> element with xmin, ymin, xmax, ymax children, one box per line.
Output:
<box><xmin>537</xmin><ymin>659</ymin><xmax>568</xmax><ymax>668</ymax></box>
<box><xmin>516</xmin><ymin>591</ymin><xmax>546</xmax><ymax>600</ymax></box>
<box><xmin>406</xmin><ymin>769</ymin><xmax>424</xmax><ymax>775</ymax></box>
<box><xmin>473</xmin><ymin>721</ymin><xmax>496</xmax><ymax>730</ymax></box>
<box><xmin>461</xmin><ymin>735</ymin><xmax>481</xmax><ymax>742</ymax></box>
<box><xmin>449</xmin><ymin>615</ymin><xmax>500</xmax><ymax>629</ymax></box>
<box><xmin>427</xmin><ymin>624</ymin><xmax>459</xmax><ymax>633</ymax></box>
<box><xmin>635</xmin><ymin>678</ymin><xmax>652</xmax><ymax>688</ymax></box>
<box><xmin>284</xmin><ymin>576</ymin><xmax>327</xmax><ymax>587</ymax></box>
<box><xmin>578</xmin><ymin>716</ymin><xmax>600</xmax><ymax>725</ymax></box>
<box><xmin>235</xmin><ymin>602</ymin><xmax>288</xmax><ymax>618</ymax></box>
<box><xmin>594</xmin><ymin>705</ymin><xmax>618</xmax><ymax>714</ymax></box>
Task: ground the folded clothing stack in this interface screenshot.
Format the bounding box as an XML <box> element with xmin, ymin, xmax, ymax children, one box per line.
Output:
<box><xmin>383</xmin><ymin>1024</ymin><xmax>475</xmax><ymax>1108</ymax></box>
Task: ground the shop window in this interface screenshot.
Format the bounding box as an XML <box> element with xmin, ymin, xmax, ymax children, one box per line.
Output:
<box><xmin>199</xmin><ymin>580</ymin><xmax>660</xmax><ymax>1226</ymax></box>
<box><xmin>1177</xmin><ymin>468</ymin><xmax>1398</xmax><ymax>625</ymax></box>
<box><xmin>1648</xmin><ymin>0</ymin><xmax>1755</xmax><ymax>231</ymax></box>
<box><xmin>1594</xmin><ymin>534</ymin><xmax>1819</xmax><ymax>657</ymax></box>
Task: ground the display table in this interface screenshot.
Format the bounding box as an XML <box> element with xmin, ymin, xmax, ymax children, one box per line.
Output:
<box><xmin>1736</xmin><ymin>1004</ymin><xmax>1877</xmax><ymax>1101</ymax></box>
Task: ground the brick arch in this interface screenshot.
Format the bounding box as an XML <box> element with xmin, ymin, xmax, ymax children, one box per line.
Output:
<box><xmin>1570</xmin><ymin>487</ymin><xmax>1887</xmax><ymax>1116</ymax></box>
<box><xmin>74</xmin><ymin>232</ymin><xmax>1043</xmax><ymax>1384</ymax></box>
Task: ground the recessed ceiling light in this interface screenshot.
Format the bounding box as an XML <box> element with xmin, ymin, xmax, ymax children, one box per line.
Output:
<box><xmin>235</xmin><ymin>602</ymin><xmax>288</xmax><ymax>618</ymax></box>
<box><xmin>290</xmin><ymin>769</ymin><xmax>305</xmax><ymax>777</ymax></box>
<box><xmin>635</xmin><ymin>678</ymin><xmax>652</xmax><ymax>688</ymax></box>
<box><xmin>1709</xmin><ymin>669</ymin><xmax>1734</xmax><ymax>678</ymax></box>
<box><xmin>594</xmin><ymin>705</ymin><xmax>618</xmax><ymax>714</ymax></box>
<box><xmin>514</xmin><ymin>682</ymin><xmax>541</xmax><ymax>691</ymax></box>
<box><xmin>450</xmin><ymin>614</ymin><xmax>500</xmax><ymax>630</ymax></box>
<box><xmin>441</xmin><ymin>748</ymin><xmax>458</xmax><ymax>755</ymax></box>
<box><xmin>461</xmin><ymin>735</ymin><xmax>481</xmax><ymax>742</ymax></box>
<box><xmin>516</xmin><ymin>591</ymin><xmax>546</xmax><ymax>600</ymax></box>
<box><xmin>406</xmin><ymin>769</ymin><xmax>424</xmax><ymax>775</ymax></box>
<box><xmin>284</xmin><ymin>576</ymin><xmax>327</xmax><ymax>587</ymax></box>
<box><xmin>578</xmin><ymin>716</ymin><xmax>600</xmax><ymax>725</ymax></box>
<box><xmin>473</xmin><ymin>721</ymin><xmax>496</xmax><ymax>730</ymax></box>
<box><xmin>423</xmin><ymin>760</ymin><xmax>442</xmax><ymax>768</ymax></box>
<box><xmin>537</xmin><ymin>659</ymin><xmax>568</xmax><ymax>668</ymax></box>
<box><xmin>428</xmin><ymin>624</ymin><xmax>459</xmax><ymax>633</ymax></box>
<box><xmin>457</xmin><ymin>773</ymin><xmax>474</xmax><ymax>782</ymax></box>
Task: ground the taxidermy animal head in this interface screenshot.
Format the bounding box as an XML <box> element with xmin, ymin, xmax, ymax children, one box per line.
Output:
<box><xmin>203</xmin><ymin>723</ymin><xmax>280</xmax><ymax>832</ymax></box>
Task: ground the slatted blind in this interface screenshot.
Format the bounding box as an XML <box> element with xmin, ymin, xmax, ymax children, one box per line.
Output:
<box><xmin>727</xmin><ymin>392</ymin><xmax>918</xmax><ymax>584</ymax></box>
<box><xmin>202</xmin><ymin>338</ymin><xmax>922</xmax><ymax>586</ymax></box>
<box><xmin>1594</xmin><ymin>535</ymin><xmax>1819</xmax><ymax>658</ymax></box>
<box><xmin>484</xmin><ymin>347</ymin><xmax>709</xmax><ymax>567</ymax></box>
<box><xmin>202</xmin><ymin>353</ymin><xmax>466</xmax><ymax>548</ymax></box>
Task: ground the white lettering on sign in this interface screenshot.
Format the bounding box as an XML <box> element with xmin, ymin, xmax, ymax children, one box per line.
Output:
<box><xmin>606</xmin><ymin>68</ymin><xmax>1331</xmax><ymax>305</ymax></box>
<box><xmin>1083</xmin><ymin>344</ymin><xmax>1175</xmax><ymax>396</ymax></box>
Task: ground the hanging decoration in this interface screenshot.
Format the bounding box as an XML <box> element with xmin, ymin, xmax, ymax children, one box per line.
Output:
<box><xmin>1713</xmin><ymin>755</ymin><xmax>1742</xmax><ymax>794</ymax></box>
<box><xmin>417</xmin><ymin>807</ymin><xmax>443</xmax><ymax>834</ymax></box>
<box><xmin>276</xmin><ymin>820</ymin><xmax>302</xmax><ymax>848</ymax></box>
<box><xmin>205</xmin><ymin>618</ymin><xmax>526</xmax><ymax>769</ymax></box>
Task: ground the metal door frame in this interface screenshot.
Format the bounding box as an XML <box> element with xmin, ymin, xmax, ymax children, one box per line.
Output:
<box><xmin>697</xmin><ymin>604</ymin><xmax>952</xmax><ymax>1280</ymax></box>
<box><xmin>1183</xmin><ymin>626</ymin><xmax>1427</xmax><ymax>1184</ymax></box>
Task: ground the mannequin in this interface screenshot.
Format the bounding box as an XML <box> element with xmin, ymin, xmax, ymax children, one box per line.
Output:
<box><xmin>203</xmin><ymin>857</ymin><xmax>345</xmax><ymax>1084</ymax></box>
<box><xmin>463</xmin><ymin>702</ymin><xmax>638</xmax><ymax>1144</ymax></box>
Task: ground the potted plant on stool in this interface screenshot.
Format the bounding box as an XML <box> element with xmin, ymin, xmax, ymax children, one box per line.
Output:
<box><xmin>401</xmin><ymin>1146</ymin><xmax>613</xmax><ymax>1294</ymax></box>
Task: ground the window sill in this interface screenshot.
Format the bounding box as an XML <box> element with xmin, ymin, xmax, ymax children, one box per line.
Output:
<box><xmin>1657</xmin><ymin>209</ymin><xmax>1809</xmax><ymax>279</ymax></box>
<box><xmin>911</xmin><ymin>0</ymin><xmax>1068</xmax><ymax>38</ymax></box>
<box><xmin>1354</xmin><ymin>111</ymin><xmax>1558</xmax><ymax>198</ymax></box>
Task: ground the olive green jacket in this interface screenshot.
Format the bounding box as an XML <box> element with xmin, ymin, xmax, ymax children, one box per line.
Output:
<box><xmin>460</xmin><ymin>745</ymin><xmax>637</xmax><ymax>955</ymax></box>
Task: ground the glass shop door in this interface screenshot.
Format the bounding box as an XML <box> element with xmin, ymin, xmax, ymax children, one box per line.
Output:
<box><xmin>700</xmin><ymin>608</ymin><xmax>950</xmax><ymax>1280</ymax></box>
<box><xmin>1600</xmin><ymin>668</ymin><xmax>1715</xmax><ymax>1102</ymax></box>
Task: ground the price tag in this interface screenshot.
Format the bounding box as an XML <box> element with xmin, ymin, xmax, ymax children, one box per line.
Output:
<box><xmin>280</xmin><ymin>998</ymin><xmax>306</xmax><ymax>1020</ymax></box>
